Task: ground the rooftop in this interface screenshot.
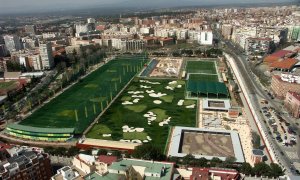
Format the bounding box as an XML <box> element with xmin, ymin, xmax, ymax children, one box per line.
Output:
<box><xmin>7</xmin><ymin>124</ymin><xmax>74</xmax><ymax>134</ymax></box>
<box><xmin>98</xmin><ymin>155</ymin><xmax>118</xmax><ymax>165</ymax></box>
<box><xmin>109</xmin><ymin>158</ymin><xmax>174</xmax><ymax>180</ymax></box>
<box><xmin>288</xmin><ymin>91</ymin><xmax>300</xmax><ymax>102</ymax></box>
<box><xmin>270</xmin><ymin>58</ymin><xmax>298</xmax><ymax>70</ymax></box>
<box><xmin>252</xmin><ymin>149</ymin><xmax>264</xmax><ymax>156</ymax></box>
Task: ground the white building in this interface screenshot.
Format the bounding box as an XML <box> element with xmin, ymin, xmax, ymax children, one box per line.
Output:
<box><xmin>87</xmin><ymin>18</ymin><xmax>96</xmax><ymax>24</ymax></box>
<box><xmin>198</xmin><ymin>31</ymin><xmax>213</xmax><ymax>45</ymax></box>
<box><xmin>31</xmin><ymin>54</ymin><xmax>42</xmax><ymax>70</ymax></box>
<box><xmin>3</xmin><ymin>35</ymin><xmax>22</xmax><ymax>53</ymax></box>
<box><xmin>75</xmin><ymin>23</ymin><xmax>93</xmax><ymax>37</ymax></box>
<box><xmin>51</xmin><ymin>166</ymin><xmax>80</xmax><ymax>180</ymax></box>
<box><xmin>39</xmin><ymin>42</ymin><xmax>54</xmax><ymax>69</ymax></box>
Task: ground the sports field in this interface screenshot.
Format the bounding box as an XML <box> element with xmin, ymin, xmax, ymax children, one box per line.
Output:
<box><xmin>188</xmin><ymin>74</ymin><xmax>219</xmax><ymax>82</ymax></box>
<box><xmin>86</xmin><ymin>78</ymin><xmax>196</xmax><ymax>149</ymax></box>
<box><xmin>186</xmin><ymin>60</ymin><xmax>217</xmax><ymax>74</ymax></box>
<box><xmin>20</xmin><ymin>56</ymin><xmax>148</xmax><ymax>133</ymax></box>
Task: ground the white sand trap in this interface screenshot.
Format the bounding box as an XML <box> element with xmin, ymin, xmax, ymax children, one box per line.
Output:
<box><xmin>143</xmin><ymin>140</ymin><xmax>149</xmax><ymax>143</ymax></box>
<box><xmin>148</xmin><ymin>122</ymin><xmax>151</xmax><ymax>125</ymax></box>
<box><xmin>132</xmin><ymin>95</ymin><xmax>144</xmax><ymax>98</ymax></box>
<box><xmin>122</xmin><ymin>101</ymin><xmax>133</xmax><ymax>105</ymax></box>
<box><xmin>177</xmin><ymin>99</ymin><xmax>184</xmax><ymax>106</ymax></box>
<box><xmin>159</xmin><ymin>117</ymin><xmax>171</xmax><ymax>126</ymax></box>
<box><xmin>128</xmin><ymin>91</ymin><xmax>144</xmax><ymax>94</ymax></box>
<box><xmin>122</xmin><ymin>125</ymin><xmax>129</xmax><ymax>129</ymax></box>
<box><xmin>144</xmin><ymin>114</ymin><xmax>151</xmax><ymax>118</ymax></box>
<box><xmin>177</xmin><ymin>85</ymin><xmax>182</xmax><ymax>88</ymax></box>
<box><xmin>165</xmin><ymin>86</ymin><xmax>174</xmax><ymax>90</ymax></box>
<box><xmin>132</xmin><ymin>140</ymin><xmax>142</xmax><ymax>143</ymax></box>
<box><xmin>149</xmin><ymin>92</ymin><xmax>167</xmax><ymax>98</ymax></box>
<box><xmin>133</xmin><ymin>99</ymin><xmax>140</xmax><ymax>103</ymax></box>
<box><xmin>186</xmin><ymin>104</ymin><xmax>196</xmax><ymax>109</ymax></box>
<box><xmin>147</xmin><ymin>136</ymin><xmax>152</xmax><ymax>141</ymax></box>
<box><xmin>153</xmin><ymin>100</ymin><xmax>162</xmax><ymax>104</ymax></box>
<box><xmin>135</xmin><ymin>128</ymin><xmax>144</xmax><ymax>132</ymax></box>
<box><xmin>140</xmin><ymin>85</ymin><xmax>151</xmax><ymax>89</ymax></box>
<box><xmin>120</xmin><ymin>139</ymin><xmax>130</xmax><ymax>142</ymax></box>
<box><xmin>146</xmin><ymin>90</ymin><xmax>155</xmax><ymax>94</ymax></box>
<box><xmin>139</xmin><ymin>80</ymin><xmax>146</xmax><ymax>82</ymax></box>
<box><xmin>102</xmin><ymin>134</ymin><xmax>111</xmax><ymax>137</ymax></box>
<box><xmin>148</xmin><ymin>117</ymin><xmax>156</xmax><ymax>121</ymax></box>
<box><xmin>168</xmin><ymin>81</ymin><xmax>177</xmax><ymax>85</ymax></box>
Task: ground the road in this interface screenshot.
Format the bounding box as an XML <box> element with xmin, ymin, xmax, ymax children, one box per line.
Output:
<box><xmin>210</xmin><ymin>24</ymin><xmax>300</xmax><ymax>175</ymax></box>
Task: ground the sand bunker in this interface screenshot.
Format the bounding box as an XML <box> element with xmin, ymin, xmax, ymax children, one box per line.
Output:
<box><xmin>128</xmin><ymin>91</ymin><xmax>144</xmax><ymax>94</ymax></box>
<box><xmin>153</xmin><ymin>100</ymin><xmax>162</xmax><ymax>104</ymax></box>
<box><xmin>122</xmin><ymin>101</ymin><xmax>133</xmax><ymax>105</ymax></box>
<box><xmin>140</xmin><ymin>85</ymin><xmax>151</xmax><ymax>89</ymax></box>
<box><xmin>102</xmin><ymin>134</ymin><xmax>111</xmax><ymax>137</ymax></box>
<box><xmin>177</xmin><ymin>99</ymin><xmax>184</xmax><ymax>106</ymax></box>
<box><xmin>122</xmin><ymin>125</ymin><xmax>144</xmax><ymax>133</ymax></box>
<box><xmin>186</xmin><ymin>104</ymin><xmax>196</xmax><ymax>109</ymax></box>
<box><xmin>149</xmin><ymin>92</ymin><xmax>167</xmax><ymax>97</ymax></box>
<box><xmin>159</xmin><ymin>117</ymin><xmax>171</xmax><ymax>126</ymax></box>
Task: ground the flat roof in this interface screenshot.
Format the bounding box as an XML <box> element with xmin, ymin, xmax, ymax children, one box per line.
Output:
<box><xmin>168</xmin><ymin>126</ymin><xmax>245</xmax><ymax>163</ymax></box>
<box><xmin>7</xmin><ymin>124</ymin><xmax>74</xmax><ymax>134</ymax></box>
<box><xmin>202</xmin><ymin>98</ymin><xmax>231</xmax><ymax>111</ymax></box>
<box><xmin>109</xmin><ymin>158</ymin><xmax>174</xmax><ymax>180</ymax></box>
<box><xmin>78</xmin><ymin>138</ymin><xmax>141</xmax><ymax>150</ymax></box>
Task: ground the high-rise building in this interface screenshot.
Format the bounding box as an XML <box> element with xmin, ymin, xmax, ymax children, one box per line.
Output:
<box><xmin>24</xmin><ymin>25</ymin><xmax>37</xmax><ymax>35</ymax></box>
<box><xmin>39</xmin><ymin>42</ymin><xmax>54</xmax><ymax>69</ymax></box>
<box><xmin>198</xmin><ymin>30</ymin><xmax>213</xmax><ymax>45</ymax></box>
<box><xmin>3</xmin><ymin>35</ymin><xmax>22</xmax><ymax>53</ymax></box>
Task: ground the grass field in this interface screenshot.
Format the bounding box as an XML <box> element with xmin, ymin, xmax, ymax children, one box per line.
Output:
<box><xmin>188</xmin><ymin>74</ymin><xmax>219</xmax><ymax>82</ymax></box>
<box><xmin>20</xmin><ymin>56</ymin><xmax>148</xmax><ymax>133</ymax></box>
<box><xmin>86</xmin><ymin>78</ymin><xmax>196</xmax><ymax>149</ymax></box>
<box><xmin>186</xmin><ymin>60</ymin><xmax>217</xmax><ymax>74</ymax></box>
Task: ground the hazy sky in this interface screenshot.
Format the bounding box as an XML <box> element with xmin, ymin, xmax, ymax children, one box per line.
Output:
<box><xmin>0</xmin><ymin>0</ymin><xmax>297</xmax><ymax>14</ymax></box>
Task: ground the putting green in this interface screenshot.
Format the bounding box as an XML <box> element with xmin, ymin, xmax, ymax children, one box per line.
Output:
<box><xmin>183</xmin><ymin>100</ymin><xmax>196</xmax><ymax>106</ymax></box>
<box><xmin>125</xmin><ymin>104</ymin><xmax>147</xmax><ymax>113</ymax></box>
<box><xmin>86</xmin><ymin>124</ymin><xmax>112</xmax><ymax>140</ymax></box>
<box><xmin>150</xmin><ymin>108</ymin><xmax>168</xmax><ymax>122</ymax></box>
<box><xmin>123</xmin><ymin>132</ymin><xmax>148</xmax><ymax>140</ymax></box>
<box><xmin>121</xmin><ymin>96</ymin><xmax>132</xmax><ymax>101</ymax></box>
<box><xmin>159</xmin><ymin>95</ymin><xmax>174</xmax><ymax>103</ymax></box>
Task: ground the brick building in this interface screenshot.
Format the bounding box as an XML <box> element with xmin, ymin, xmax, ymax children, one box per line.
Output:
<box><xmin>284</xmin><ymin>91</ymin><xmax>300</xmax><ymax>118</ymax></box>
<box><xmin>270</xmin><ymin>74</ymin><xmax>300</xmax><ymax>99</ymax></box>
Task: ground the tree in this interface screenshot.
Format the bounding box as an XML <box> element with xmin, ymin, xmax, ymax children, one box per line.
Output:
<box><xmin>253</xmin><ymin>162</ymin><xmax>271</xmax><ymax>177</ymax></box>
<box><xmin>182</xmin><ymin>154</ymin><xmax>195</xmax><ymax>166</ymax></box>
<box><xmin>195</xmin><ymin>157</ymin><xmax>208</xmax><ymax>167</ymax></box>
<box><xmin>132</xmin><ymin>143</ymin><xmax>166</xmax><ymax>161</ymax></box>
<box><xmin>67</xmin><ymin>147</ymin><xmax>80</xmax><ymax>156</ymax></box>
<box><xmin>269</xmin><ymin>163</ymin><xmax>284</xmax><ymax>177</ymax></box>
<box><xmin>239</xmin><ymin>162</ymin><xmax>253</xmax><ymax>175</ymax></box>
<box><xmin>251</xmin><ymin>132</ymin><xmax>261</xmax><ymax>149</ymax></box>
<box><xmin>210</xmin><ymin>157</ymin><xmax>222</xmax><ymax>167</ymax></box>
<box><xmin>97</xmin><ymin>149</ymin><xmax>108</xmax><ymax>156</ymax></box>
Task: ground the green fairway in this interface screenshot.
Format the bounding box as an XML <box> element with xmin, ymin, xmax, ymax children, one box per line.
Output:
<box><xmin>86</xmin><ymin>78</ymin><xmax>196</xmax><ymax>149</ymax></box>
<box><xmin>188</xmin><ymin>74</ymin><xmax>219</xmax><ymax>82</ymax></box>
<box><xmin>20</xmin><ymin>55</ymin><xmax>148</xmax><ymax>133</ymax></box>
<box><xmin>186</xmin><ymin>60</ymin><xmax>217</xmax><ymax>74</ymax></box>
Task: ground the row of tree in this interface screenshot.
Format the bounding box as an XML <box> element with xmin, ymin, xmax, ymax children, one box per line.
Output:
<box><xmin>130</xmin><ymin>143</ymin><xmax>283</xmax><ymax>178</ymax></box>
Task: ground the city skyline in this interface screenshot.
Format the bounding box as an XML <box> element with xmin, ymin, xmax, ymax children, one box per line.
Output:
<box><xmin>0</xmin><ymin>0</ymin><xmax>298</xmax><ymax>15</ymax></box>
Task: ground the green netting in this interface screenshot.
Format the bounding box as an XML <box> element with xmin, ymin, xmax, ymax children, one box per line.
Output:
<box><xmin>187</xmin><ymin>80</ymin><xmax>229</xmax><ymax>96</ymax></box>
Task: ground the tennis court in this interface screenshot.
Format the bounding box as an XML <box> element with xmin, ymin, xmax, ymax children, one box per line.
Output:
<box><xmin>186</xmin><ymin>60</ymin><xmax>217</xmax><ymax>74</ymax></box>
<box><xmin>188</xmin><ymin>74</ymin><xmax>219</xmax><ymax>82</ymax></box>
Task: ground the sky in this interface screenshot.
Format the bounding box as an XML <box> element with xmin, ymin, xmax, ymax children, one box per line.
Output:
<box><xmin>0</xmin><ymin>0</ymin><xmax>297</xmax><ymax>15</ymax></box>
